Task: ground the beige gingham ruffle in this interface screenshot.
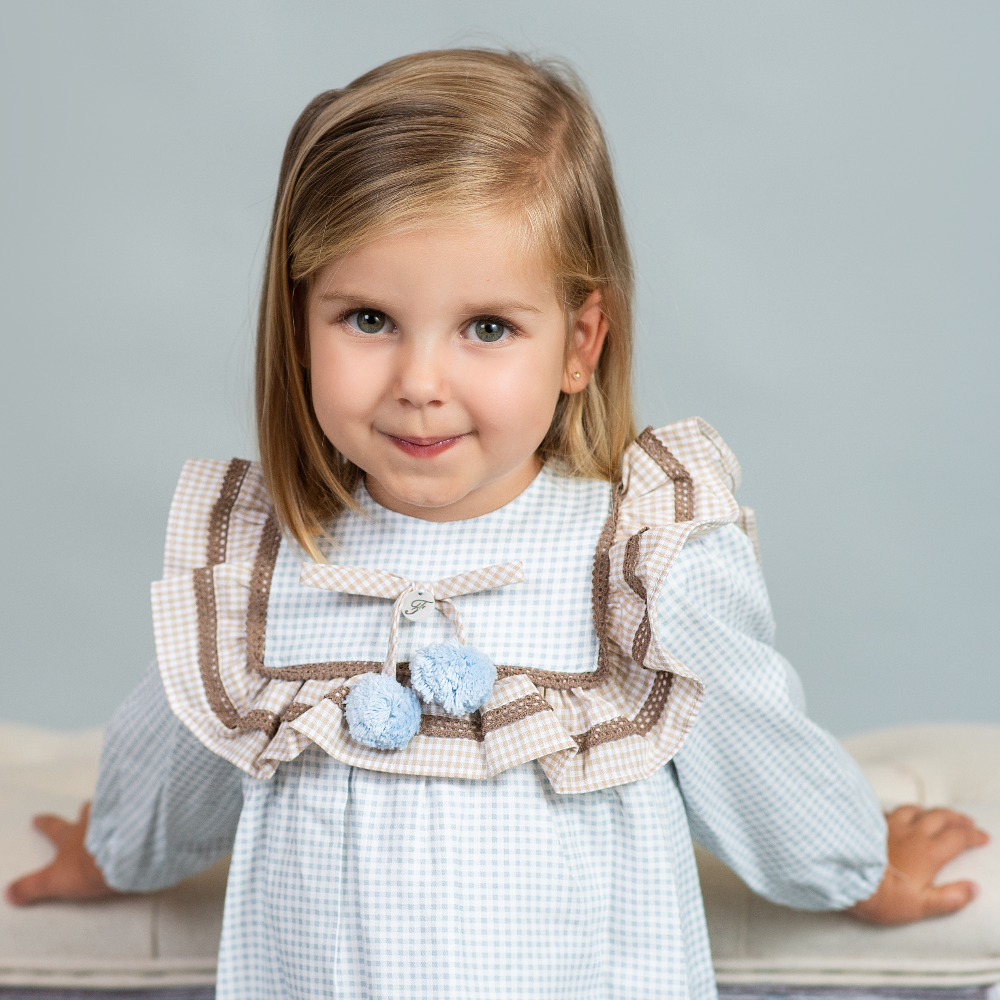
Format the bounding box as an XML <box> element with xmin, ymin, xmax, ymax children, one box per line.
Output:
<box><xmin>151</xmin><ymin>418</ymin><xmax>753</xmax><ymax>792</ymax></box>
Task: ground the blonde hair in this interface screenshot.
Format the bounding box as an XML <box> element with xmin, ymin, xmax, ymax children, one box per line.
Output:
<box><xmin>256</xmin><ymin>49</ymin><xmax>636</xmax><ymax>558</ymax></box>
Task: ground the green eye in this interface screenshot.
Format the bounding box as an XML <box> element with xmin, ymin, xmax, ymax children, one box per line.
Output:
<box><xmin>351</xmin><ymin>310</ymin><xmax>387</xmax><ymax>334</ymax></box>
<box><xmin>472</xmin><ymin>319</ymin><xmax>507</xmax><ymax>343</ymax></box>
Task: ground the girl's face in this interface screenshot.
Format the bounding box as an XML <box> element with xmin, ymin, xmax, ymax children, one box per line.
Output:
<box><xmin>306</xmin><ymin>218</ymin><xmax>606</xmax><ymax>521</ymax></box>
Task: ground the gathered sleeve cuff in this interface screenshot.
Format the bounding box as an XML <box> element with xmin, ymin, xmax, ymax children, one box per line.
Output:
<box><xmin>664</xmin><ymin>524</ymin><xmax>887</xmax><ymax>910</ymax></box>
<box><xmin>85</xmin><ymin>661</ymin><xmax>242</xmax><ymax>892</ymax></box>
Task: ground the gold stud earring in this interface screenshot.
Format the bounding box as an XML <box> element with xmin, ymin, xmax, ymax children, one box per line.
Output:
<box><xmin>573</xmin><ymin>371</ymin><xmax>582</xmax><ymax>380</ymax></box>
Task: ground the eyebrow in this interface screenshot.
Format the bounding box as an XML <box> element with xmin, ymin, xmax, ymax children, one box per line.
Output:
<box><xmin>315</xmin><ymin>291</ymin><xmax>545</xmax><ymax>315</ymax></box>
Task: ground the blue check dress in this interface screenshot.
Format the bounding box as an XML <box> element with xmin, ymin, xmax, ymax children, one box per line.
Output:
<box><xmin>88</xmin><ymin>438</ymin><xmax>886</xmax><ymax>1000</ymax></box>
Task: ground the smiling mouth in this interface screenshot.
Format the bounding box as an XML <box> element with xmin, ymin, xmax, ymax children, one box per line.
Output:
<box><xmin>382</xmin><ymin>431</ymin><xmax>469</xmax><ymax>458</ymax></box>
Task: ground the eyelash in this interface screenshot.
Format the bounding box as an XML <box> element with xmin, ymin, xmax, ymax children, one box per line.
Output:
<box><xmin>342</xmin><ymin>309</ymin><xmax>395</xmax><ymax>336</ymax></box>
<box><xmin>466</xmin><ymin>316</ymin><xmax>519</xmax><ymax>344</ymax></box>
<box><xmin>340</xmin><ymin>310</ymin><xmax>522</xmax><ymax>344</ymax></box>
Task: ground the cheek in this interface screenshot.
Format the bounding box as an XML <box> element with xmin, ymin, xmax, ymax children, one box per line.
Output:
<box><xmin>308</xmin><ymin>338</ymin><xmax>375</xmax><ymax>435</ymax></box>
<box><xmin>470</xmin><ymin>348</ymin><xmax>565</xmax><ymax>440</ymax></box>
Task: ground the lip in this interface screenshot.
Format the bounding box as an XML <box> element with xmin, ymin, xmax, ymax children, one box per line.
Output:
<box><xmin>381</xmin><ymin>431</ymin><xmax>469</xmax><ymax>458</ymax></box>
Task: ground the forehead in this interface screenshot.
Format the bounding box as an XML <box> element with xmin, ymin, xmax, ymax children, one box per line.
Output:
<box><xmin>309</xmin><ymin>215</ymin><xmax>560</xmax><ymax>305</ymax></box>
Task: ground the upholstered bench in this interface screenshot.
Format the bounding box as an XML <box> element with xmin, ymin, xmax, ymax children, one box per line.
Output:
<box><xmin>0</xmin><ymin>724</ymin><xmax>222</xmax><ymax>994</ymax></box>
<box><xmin>701</xmin><ymin>724</ymin><xmax>1000</xmax><ymax>990</ymax></box>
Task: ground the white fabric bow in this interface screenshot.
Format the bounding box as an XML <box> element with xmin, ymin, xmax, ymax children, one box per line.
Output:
<box><xmin>299</xmin><ymin>561</ymin><xmax>525</xmax><ymax>675</ymax></box>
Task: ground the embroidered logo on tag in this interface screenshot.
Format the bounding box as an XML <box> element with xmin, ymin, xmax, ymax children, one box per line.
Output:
<box><xmin>400</xmin><ymin>587</ymin><xmax>436</xmax><ymax>622</ymax></box>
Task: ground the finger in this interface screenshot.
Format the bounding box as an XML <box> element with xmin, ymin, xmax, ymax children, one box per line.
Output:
<box><xmin>916</xmin><ymin>808</ymin><xmax>976</xmax><ymax>836</ymax></box>
<box><xmin>31</xmin><ymin>814</ymin><xmax>73</xmax><ymax>847</ymax></box>
<box><xmin>4</xmin><ymin>866</ymin><xmax>60</xmax><ymax>906</ymax></box>
<box><xmin>942</xmin><ymin>823</ymin><xmax>991</xmax><ymax>848</ymax></box>
<box><xmin>895</xmin><ymin>825</ymin><xmax>992</xmax><ymax>881</ymax></box>
<box><xmin>920</xmin><ymin>879</ymin><xmax>979</xmax><ymax>919</ymax></box>
<box><xmin>930</xmin><ymin>824</ymin><xmax>993</xmax><ymax>863</ymax></box>
<box><xmin>887</xmin><ymin>805</ymin><xmax>924</xmax><ymax>826</ymax></box>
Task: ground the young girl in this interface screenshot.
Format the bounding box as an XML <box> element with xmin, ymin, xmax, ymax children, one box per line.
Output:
<box><xmin>9</xmin><ymin>49</ymin><xmax>987</xmax><ymax>999</ymax></box>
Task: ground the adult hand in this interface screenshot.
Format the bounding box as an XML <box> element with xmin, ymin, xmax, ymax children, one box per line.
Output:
<box><xmin>5</xmin><ymin>802</ymin><xmax>119</xmax><ymax>905</ymax></box>
<box><xmin>849</xmin><ymin>805</ymin><xmax>989</xmax><ymax>925</ymax></box>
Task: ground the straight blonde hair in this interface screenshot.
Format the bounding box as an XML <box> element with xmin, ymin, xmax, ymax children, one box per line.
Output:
<box><xmin>256</xmin><ymin>49</ymin><xmax>636</xmax><ymax>558</ymax></box>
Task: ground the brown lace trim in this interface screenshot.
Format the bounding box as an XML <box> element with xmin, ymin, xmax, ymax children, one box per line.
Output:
<box><xmin>419</xmin><ymin>714</ymin><xmax>482</xmax><ymax>741</ymax></box>
<box><xmin>591</xmin><ymin>482</ymin><xmax>623</xmax><ymax>642</ymax></box>
<box><xmin>325</xmin><ymin>687</ymin><xmax>349</xmax><ymax>709</ymax></box>
<box><xmin>622</xmin><ymin>527</ymin><xmax>652</xmax><ymax>665</ymax></box>
<box><xmin>280</xmin><ymin>702</ymin><xmax>313</xmax><ymax>723</ymax></box>
<box><xmin>495</xmin><ymin>657</ymin><xmax>609</xmax><ymax>689</ymax></box>
<box><xmin>253</xmin><ymin>654</ymin><xmax>613</xmax><ymax>689</ymax></box>
<box><xmin>631</xmin><ymin>613</ymin><xmax>652</xmax><ymax>667</ymax></box>
<box><xmin>633</xmin><ymin>671</ymin><xmax>673</xmax><ymax>736</ymax></box>
<box><xmin>572</xmin><ymin>670</ymin><xmax>674</xmax><ymax>750</ymax></box>
<box><xmin>193</xmin><ymin>566</ymin><xmax>240</xmax><ymax>729</ymax></box>
<box><xmin>238</xmin><ymin>709</ymin><xmax>281</xmax><ymax>739</ymax></box>
<box><xmin>636</xmin><ymin>428</ymin><xmax>694</xmax><ymax>522</ymax></box>
<box><xmin>194</xmin><ymin>458</ymin><xmax>261</xmax><ymax>733</ymax></box>
<box><xmin>575</xmin><ymin>716</ymin><xmax>638</xmax><ymax>751</ymax></box>
<box><xmin>481</xmin><ymin>693</ymin><xmax>553</xmax><ymax>733</ymax></box>
<box><xmin>246</xmin><ymin>513</ymin><xmax>282</xmax><ymax>676</ymax></box>
<box><xmin>207</xmin><ymin>460</ymin><xmax>251</xmax><ymax>567</ymax></box>
<box><xmin>310</xmin><ymin>686</ymin><xmax>484</xmax><ymax>742</ymax></box>
<box><xmin>258</xmin><ymin>659</ymin><xmax>384</xmax><ymax>681</ymax></box>
<box><xmin>288</xmin><ymin>669</ymin><xmax>669</xmax><ymax>751</ymax></box>
<box><xmin>622</xmin><ymin>528</ymin><xmax>649</xmax><ymax>601</ymax></box>
<box><xmin>255</xmin><ymin>656</ymin><xmax>613</xmax><ymax>689</ymax></box>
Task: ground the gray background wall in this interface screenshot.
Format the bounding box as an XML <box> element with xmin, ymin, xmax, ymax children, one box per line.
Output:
<box><xmin>1</xmin><ymin>1</ymin><xmax>997</xmax><ymax>737</ymax></box>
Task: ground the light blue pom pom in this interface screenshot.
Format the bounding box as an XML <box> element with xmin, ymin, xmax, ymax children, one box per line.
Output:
<box><xmin>409</xmin><ymin>641</ymin><xmax>496</xmax><ymax>716</ymax></box>
<box><xmin>344</xmin><ymin>674</ymin><xmax>421</xmax><ymax>750</ymax></box>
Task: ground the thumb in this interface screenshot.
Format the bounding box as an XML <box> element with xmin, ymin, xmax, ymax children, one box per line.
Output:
<box><xmin>921</xmin><ymin>879</ymin><xmax>978</xmax><ymax>919</ymax></box>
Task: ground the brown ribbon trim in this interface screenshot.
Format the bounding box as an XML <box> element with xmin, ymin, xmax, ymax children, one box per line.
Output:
<box><xmin>591</xmin><ymin>482</ymin><xmax>623</xmax><ymax>643</ymax></box>
<box><xmin>622</xmin><ymin>527</ymin><xmax>652</xmax><ymax>665</ymax></box>
<box><xmin>193</xmin><ymin>460</ymin><xmax>255</xmax><ymax>731</ymax></box>
<box><xmin>481</xmin><ymin>693</ymin><xmax>553</xmax><ymax>733</ymax></box>
<box><xmin>418</xmin><ymin>715</ymin><xmax>482</xmax><ymax>741</ymax></box>
<box><xmin>194</xmin><ymin>566</ymin><xmax>240</xmax><ymax>730</ymax></box>
<box><xmin>636</xmin><ymin>427</ymin><xmax>694</xmax><ymax>522</ymax></box>
<box><xmin>633</xmin><ymin>671</ymin><xmax>673</xmax><ymax>736</ymax></box>
<box><xmin>575</xmin><ymin>716</ymin><xmax>638</xmax><ymax>751</ymax></box>
<box><xmin>207</xmin><ymin>459</ymin><xmax>252</xmax><ymax>567</ymax></box>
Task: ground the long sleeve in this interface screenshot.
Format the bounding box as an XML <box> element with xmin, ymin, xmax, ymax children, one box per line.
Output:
<box><xmin>664</xmin><ymin>524</ymin><xmax>887</xmax><ymax>910</ymax></box>
<box><xmin>85</xmin><ymin>661</ymin><xmax>243</xmax><ymax>891</ymax></box>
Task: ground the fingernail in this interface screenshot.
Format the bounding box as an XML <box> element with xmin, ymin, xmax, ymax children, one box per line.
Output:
<box><xmin>969</xmin><ymin>882</ymin><xmax>980</xmax><ymax>900</ymax></box>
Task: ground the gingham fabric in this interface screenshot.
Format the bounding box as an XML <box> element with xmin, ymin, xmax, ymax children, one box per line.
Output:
<box><xmin>86</xmin><ymin>660</ymin><xmax>242</xmax><ymax>892</ymax></box>
<box><xmin>151</xmin><ymin>420</ymin><xmax>758</xmax><ymax>791</ymax></box>
<box><xmin>88</xmin><ymin>519</ymin><xmax>886</xmax><ymax>999</ymax></box>
<box><xmin>267</xmin><ymin>472</ymin><xmax>606</xmax><ymax>672</ymax></box>
<box><xmin>88</xmin><ymin>418</ymin><xmax>885</xmax><ymax>1000</ymax></box>
<box><xmin>299</xmin><ymin>559</ymin><xmax>527</xmax><ymax>671</ymax></box>
<box><xmin>219</xmin><ymin>751</ymin><xmax>701</xmax><ymax>1000</ymax></box>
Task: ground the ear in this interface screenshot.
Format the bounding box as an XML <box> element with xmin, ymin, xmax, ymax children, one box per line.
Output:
<box><xmin>561</xmin><ymin>288</ymin><xmax>608</xmax><ymax>394</ymax></box>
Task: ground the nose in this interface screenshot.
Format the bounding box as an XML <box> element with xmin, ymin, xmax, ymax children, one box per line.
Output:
<box><xmin>393</xmin><ymin>335</ymin><xmax>450</xmax><ymax>408</ymax></box>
